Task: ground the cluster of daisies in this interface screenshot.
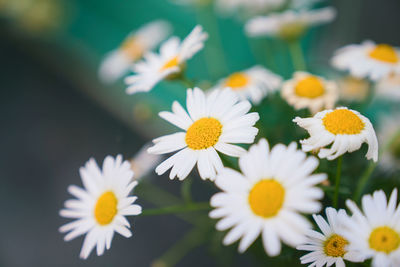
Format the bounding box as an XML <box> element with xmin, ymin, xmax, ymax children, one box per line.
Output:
<box><xmin>59</xmin><ymin>2</ymin><xmax>400</xmax><ymax>266</ymax></box>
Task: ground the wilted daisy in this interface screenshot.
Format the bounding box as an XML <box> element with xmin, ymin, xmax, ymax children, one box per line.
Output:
<box><xmin>213</xmin><ymin>65</ymin><xmax>282</xmax><ymax>104</ymax></box>
<box><xmin>376</xmin><ymin>73</ymin><xmax>400</xmax><ymax>101</ymax></box>
<box><xmin>298</xmin><ymin>207</ymin><xmax>365</xmax><ymax>267</ymax></box>
<box><xmin>377</xmin><ymin>115</ymin><xmax>400</xmax><ymax>172</ymax></box>
<box><xmin>59</xmin><ymin>155</ymin><xmax>142</xmax><ymax>259</ymax></box>
<box><xmin>332</xmin><ymin>41</ymin><xmax>400</xmax><ymax>81</ymax></box>
<box><xmin>148</xmin><ymin>87</ymin><xmax>259</xmax><ymax>181</ymax></box>
<box><xmin>338</xmin><ymin>76</ymin><xmax>370</xmax><ymax>102</ymax></box>
<box><xmin>245</xmin><ymin>7</ymin><xmax>336</xmax><ymax>40</ymax></box>
<box><xmin>99</xmin><ymin>20</ymin><xmax>171</xmax><ymax>83</ymax></box>
<box><xmin>293</xmin><ymin>107</ymin><xmax>378</xmax><ymax>161</ymax></box>
<box><xmin>343</xmin><ymin>189</ymin><xmax>400</xmax><ymax>267</ymax></box>
<box><xmin>282</xmin><ymin>72</ymin><xmax>338</xmax><ymax>114</ymax></box>
<box><xmin>209</xmin><ymin>139</ymin><xmax>326</xmax><ymax>256</ymax></box>
<box><xmin>125</xmin><ymin>25</ymin><xmax>208</xmax><ymax>94</ymax></box>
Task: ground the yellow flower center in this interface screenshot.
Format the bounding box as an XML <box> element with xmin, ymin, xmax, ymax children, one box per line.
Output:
<box><xmin>323</xmin><ymin>234</ymin><xmax>348</xmax><ymax>257</ymax></box>
<box><xmin>224</xmin><ymin>72</ymin><xmax>250</xmax><ymax>90</ymax></box>
<box><xmin>160</xmin><ymin>56</ymin><xmax>179</xmax><ymax>72</ymax></box>
<box><xmin>120</xmin><ymin>37</ymin><xmax>145</xmax><ymax>60</ymax></box>
<box><xmin>295</xmin><ymin>76</ymin><xmax>325</xmax><ymax>98</ymax></box>
<box><xmin>278</xmin><ymin>22</ymin><xmax>306</xmax><ymax>40</ymax></box>
<box><xmin>369</xmin><ymin>226</ymin><xmax>400</xmax><ymax>254</ymax></box>
<box><xmin>322</xmin><ymin>109</ymin><xmax>365</xmax><ymax>135</ymax></box>
<box><xmin>368</xmin><ymin>44</ymin><xmax>399</xmax><ymax>63</ymax></box>
<box><xmin>248</xmin><ymin>179</ymin><xmax>285</xmax><ymax>218</ymax></box>
<box><xmin>185</xmin><ymin>117</ymin><xmax>222</xmax><ymax>150</ymax></box>
<box><xmin>391</xmin><ymin>136</ymin><xmax>400</xmax><ymax>158</ymax></box>
<box><xmin>94</xmin><ymin>191</ymin><xmax>118</xmax><ymax>225</ymax></box>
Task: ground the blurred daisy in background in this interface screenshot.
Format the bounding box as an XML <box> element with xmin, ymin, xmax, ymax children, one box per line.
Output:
<box><xmin>332</xmin><ymin>41</ymin><xmax>400</xmax><ymax>81</ymax></box>
<box><xmin>245</xmin><ymin>7</ymin><xmax>336</xmax><ymax>41</ymax></box>
<box><xmin>215</xmin><ymin>0</ymin><xmax>285</xmax><ymax>16</ymax></box>
<box><xmin>148</xmin><ymin>88</ymin><xmax>259</xmax><ymax>181</ymax></box>
<box><xmin>282</xmin><ymin>71</ymin><xmax>338</xmax><ymax>114</ymax></box>
<box><xmin>344</xmin><ymin>189</ymin><xmax>400</xmax><ymax>267</ymax></box>
<box><xmin>338</xmin><ymin>76</ymin><xmax>370</xmax><ymax>102</ymax></box>
<box><xmin>125</xmin><ymin>25</ymin><xmax>208</xmax><ymax>94</ymax></box>
<box><xmin>59</xmin><ymin>155</ymin><xmax>142</xmax><ymax>259</ymax></box>
<box><xmin>213</xmin><ymin>65</ymin><xmax>282</xmax><ymax>105</ymax></box>
<box><xmin>99</xmin><ymin>20</ymin><xmax>171</xmax><ymax>83</ymax></box>
<box><xmin>377</xmin><ymin>115</ymin><xmax>400</xmax><ymax>172</ymax></box>
<box><xmin>209</xmin><ymin>139</ymin><xmax>326</xmax><ymax>256</ymax></box>
<box><xmin>376</xmin><ymin>73</ymin><xmax>400</xmax><ymax>101</ymax></box>
<box><xmin>293</xmin><ymin>107</ymin><xmax>378</xmax><ymax>161</ymax></box>
<box><xmin>297</xmin><ymin>207</ymin><xmax>365</xmax><ymax>267</ymax></box>
<box><xmin>129</xmin><ymin>143</ymin><xmax>163</xmax><ymax>180</ymax></box>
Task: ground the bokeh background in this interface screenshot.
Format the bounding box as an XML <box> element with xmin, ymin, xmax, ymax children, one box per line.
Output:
<box><xmin>1</xmin><ymin>0</ymin><xmax>400</xmax><ymax>266</ymax></box>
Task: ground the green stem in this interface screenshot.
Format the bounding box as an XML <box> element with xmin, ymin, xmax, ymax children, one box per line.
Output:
<box><xmin>181</xmin><ymin>176</ymin><xmax>193</xmax><ymax>203</ymax></box>
<box><xmin>288</xmin><ymin>39</ymin><xmax>306</xmax><ymax>71</ymax></box>
<box><xmin>333</xmin><ymin>156</ymin><xmax>343</xmax><ymax>208</ymax></box>
<box><xmin>141</xmin><ymin>202</ymin><xmax>210</xmax><ymax>216</ymax></box>
<box><xmin>180</xmin><ymin>76</ymin><xmax>195</xmax><ymax>88</ymax></box>
<box><xmin>353</xmin><ymin>129</ymin><xmax>400</xmax><ymax>201</ymax></box>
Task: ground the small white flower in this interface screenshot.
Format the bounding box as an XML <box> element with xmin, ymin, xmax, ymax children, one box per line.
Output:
<box><xmin>215</xmin><ymin>0</ymin><xmax>285</xmax><ymax>16</ymax></box>
<box><xmin>293</xmin><ymin>107</ymin><xmax>378</xmax><ymax>161</ymax></box>
<box><xmin>343</xmin><ymin>189</ymin><xmax>400</xmax><ymax>267</ymax></box>
<box><xmin>59</xmin><ymin>155</ymin><xmax>142</xmax><ymax>259</ymax></box>
<box><xmin>99</xmin><ymin>20</ymin><xmax>171</xmax><ymax>83</ymax></box>
<box><xmin>245</xmin><ymin>7</ymin><xmax>336</xmax><ymax>40</ymax></box>
<box><xmin>148</xmin><ymin>87</ymin><xmax>259</xmax><ymax>181</ymax></box>
<box><xmin>282</xmin><ymin>72</ymin><xmax>338</xmax><ymax>114</ymax></box>
<box><xmin>332</xmin><ymin>41</ymin><xmax>400</xmax><ymax>81</ymax></box>
<box><xmin>125</xmin><ymin>25</ymin><xmax>208</xmax><ymax>94</ymax></box>
<box><xmin>210</xmin><ymin>139</ymin><xmax>326</xmax><ymax>256</ymax></box>
<box><xmin>212</xmin><ymin>65</ymin><xmax>282</xmax><ymax>104</ymax></box>
<box><xmin>337</xmin><ymin>76</ymin><xmax>370</xmax><ymax>102</ymax></box>
<box><xmin>377</xmin><ymin>115</ymin><xmax>400</xmax><ymax>172</ymax></box>
<box><xmin>376</xmin><ymin>73</ymin><xmax>400</xmax><ymax>101</ymax></box>
<box><xmin>297</xmin><ymin>207</ymin><xmax>365</xmax><ymax>267</ymax></box>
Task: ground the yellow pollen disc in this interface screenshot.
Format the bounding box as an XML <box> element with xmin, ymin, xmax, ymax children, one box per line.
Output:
<box><xmin>248</xmin><ymin>179</ymin><xmax>285</xmax><ymax>218</ymax></box>
<box><xmin>323</xmin><ymin>234</ymin><xmax>348</xmax><ymax>257</ymax></box>
<box><xmin>160</xmin><ymin>56</ymin><xmax>179</xmax><ymax>72</ymax></box>
<box><xmin>224</xmin><ymin>72</ymin><xmax>250</xmax><ymax>89</ymax></box>
<box><xmin>94</xmin><ymin>191</ymin><xmax>118</xmax><ymax>225</ymax></box>
<box><xmin>185</xmin><ymin>117</ymin><xmax>222</xmax><ymax>150</ymax></box>
<box><xmin>120</xmin><ymin>37</ymin><xmax>144</xmax><ymax>60</ymax></box>
<box><xmin>294</xmin><ymin>76</ymin><xmax>325</xmax><ymax>98</ymax></box>
<box><xmin>322</xmin><ymin>109</ymin><xmax>365</xmax><ymax>135</ymax></box>
<box><xmin>278</xmin><ymin>22</ymin><xmax>306</xmax><ymax>40</ymax></box>
<box><xmin>368</xmin><ymin>44</ymin><xmax>399</xmax><ymax>63</ymax></box>
<box><xmin>369</xmin><ymin>226</ymin><xmax>400</xmax><ymax>254</ymax></box>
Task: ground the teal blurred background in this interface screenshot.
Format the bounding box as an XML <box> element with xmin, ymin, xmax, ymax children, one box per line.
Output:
<box><xmin>1</xmin><ymin>0</ymin><xmax>400</xmax><ymax>266</ymax></box>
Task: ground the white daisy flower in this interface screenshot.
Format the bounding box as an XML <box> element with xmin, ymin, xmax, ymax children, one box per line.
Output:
<box><xmin>125</xmin><ymin>25</ymin><xmax>208</xmax><ymax>94</ymax></box>
<box><xmin>298</xmin><ymin>207</ymin><xmax>365</xmax><ymax>267</ymax></box>
<box><xmin>59</xmin><ymin>155</ymin><xmax>142</xmax><ymax>259</ymax></box>
<box><xmin>148</xmin><ymin>87</ymin><xmax>259</xmax><ymax>181</ymax></box>
<box><xmin>293</xmin><ymin>107</ymin><xmax>379</xmax><ymax>161</ymax></box>
<box><xmin>376</xmin><ymin>73</ymin><xmax>400</xmax><ymax>101</ymax></box>
<box><xmin>209</xmin><ymin>138</ymin><xmax>327</xmax><ymax>256</ymax></box>
<box><xmin>99</xmin><ymin>20</ymin><xmax>171</xmax><ymax>83</ymax></box>
<box><xmin>212</xmin><ymin>65</ymin><xmax>282</xmax><ymax>105</ymax></box>
<box><xmin>215</xmin><ymin>0</ymin><xmax>285</xmax><ymax>15</ymax></box>
<box><xmin>338</xmin><ymin>76</ymin><xmax>370</xmax><ymax>102</ymax></box>
<box><xmin>245</xmin><ymin>7</ymin><xmax>336</xmax><ymax>40</ymax></box>
<box><xmin>331</xmin><ymin>41</ymin><xmax>400</xmax><ymax>81</ymax></box>
<box><xmin>282</xmin><ymin>72</ymin><xmax>338</xmax><ymax>114</ymax></box>
<box><xmin>377</xmin><ymin>115</ymin><xmax>400</xmax><ymax>172</ymax></box>
<box><xmin>343</xmin><ymin>189</ymin><xmax>400</xmax><ymax>267</ymax></box>
<box><xmin>130</xmin><ymin>143</ymin><xmax>163</xmax><ymax>180</ymax></box>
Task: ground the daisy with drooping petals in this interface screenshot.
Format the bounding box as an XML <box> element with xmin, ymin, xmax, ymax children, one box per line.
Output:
<box><xmin>377</xmin><ymin>115</ymin><xmax>400</xmax><ymax>172</ymax></box>
<box><xmin>331</xmin><ymin>41</ymin><xmax>400</xmax><ymax>81</ymax></box>
<box><xmin>343</xmin><ymin>189</ymin><xmax>400</xmax><ymax>267</ymax></box>
<box><xmin>213</xmin><ymin>65</ymin><xmax>282</xmax><ymax>104</ymax></box>
<box><xmin>282</xmin><ymin>72</ymin><xmax>338</xmax><ymax>114</ymax></box>
<box><xmin>125</xmin><ymin>25</ymin><xmax>208</xmax><ymax>94</ymax></box>
<box><xmin>148</xmin><ymin>88</ymin><xmax>259</xmax><ymax>181</ymax></box>
<box><xmin>245</xmin><ymin>7</ymin><xmax>336</xmax><ymax>40</ymax></box>
<box><xmin>376</xmin><ymin>73</ymin><xmax>400</xmax><ymax>101</ymax></box>
<box><xmin>293</xmin><ymin>107</ymin><xmax>378</xmax><ymax>161</ymax></box>
<box><xmin>59</xmin><ymin>155</ymin><xmax>142</xmax><ymax>259</ymax></box>
<box><xmin>209</xmin><ymin>139</ymin><xmax>327</xmax><ymax>256</ymax></box>
<box><xmin>99</xmin><ymin>20</ymin><xmax>171</xmax><ymax>83</ymax></box>
<box><xmin>297</xmin><ymin>207</ymin><xmax>365</xmax><ymax>267</ymax></box>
